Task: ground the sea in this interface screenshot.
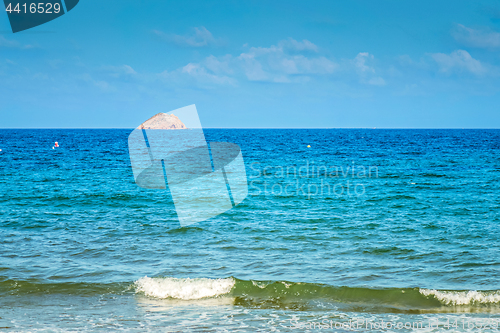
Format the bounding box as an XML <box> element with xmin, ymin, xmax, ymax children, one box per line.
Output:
<box><xmin>1</xmin><ymin>128</ymin><xmax>500</xmax><ymax>332</ymax></box>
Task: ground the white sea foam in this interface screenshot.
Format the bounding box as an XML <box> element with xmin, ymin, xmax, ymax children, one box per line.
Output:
<box><xmin>420</xmin><ymin>289</ymin><xmax>500</xmax><ymax>305</ymax></box>
<box><xmin>135</xmin><ymin>276</ymin><xmax>235</xmax><ymax>300</ymax></box>
<box><xmin>252</xmin><ymin>280</ymin><xmax>268</xmax><ymax>289</ymax></box>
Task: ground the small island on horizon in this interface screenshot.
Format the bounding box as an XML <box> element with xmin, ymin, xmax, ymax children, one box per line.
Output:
<box><xmin>140</xmin><ymin>113</ymin><xmax>188</xmax><ymax>130</ymax></box>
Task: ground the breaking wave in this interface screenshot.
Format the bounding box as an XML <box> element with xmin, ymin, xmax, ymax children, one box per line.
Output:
<box><xmin>419</xmin><ymin>289</ymin><xmax>500</xmax><ymax>306</ymax></box>
<box><xmin>134</xmin><ymin>276</ymin><xmax>235</xmax><ymax>300</ymax></box>
<box><xmin>3</xmin><ymin>277</ymin><xmax>500</xmax><ymax>313</ymax></box>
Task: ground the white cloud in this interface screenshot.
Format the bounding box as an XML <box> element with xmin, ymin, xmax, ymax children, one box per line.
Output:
<box><xmin>0</xmin><ymin>36</ymin><xmax>37</xmax><ymax>49</ymax></box>
<box><xmin>181</xmin><ymin>63</ymin><xmax>235</xmax><ymax>84</ymax></box>
<box><xmin>93</xmin><ymin>80</ymin><xmax>111</xmax><ymax>91</ymax></box>
<box><xmin>353</xmin><ymin>52</ymin><xmax>375</xmax><ymax>73</ymax></box>
<box><xmin>278</xmin><ymin>38</ymin><xmax>319</xmax><ymax>52</ymax></box>
<box><xmin>453</xmin><ymin>24</ymin><xmax>500</xmax><ymax>48</ymax></box>
<box><xmin>430</xmin><ymin>50</ymin><xmax>485</xmax><ymax>75</ymax></box>
<box><xmin>0</xmin><ymin>36</ymin><xmax>19</xmax><ymax>48</ymax></box>
<box><xmin>122</xmin><ymin>65</ymin><xmax>137</xmax><ymax>75</ymax></box>
<box><xmin>151</xmin><ymin>39</ymin><xmax>389</xmax><ymax>86</ymax></box>
<box><xmin>352</xmin><ymin>52</ymin><xmax>386</xmax><ymax>85</ymax></box>
<box><xmin>153</xmin><ymin>38</ymin><xmax>335</xmax><ymax>84</ymax></box>
<box><xmin>102</xmin><ymin>65</ymin><xmax>137</xmax><ymax>77</ymax></box>
<box><xmin>237</xmin><ymin>52</ymin><xmax>270</xmax><ymax>81</ymax></box>
<box><xmin>235</xmin><ymin>39</ymin><xmax>336</xmax><ymax>82</ymax></box>
<box><xmin>158</xmin><ymin>62</ymin><xmax>235</xmax><ymax>86</ymax></box>
<box><xmin>80</xmin><ymin>73</ymin><xmax>114</xmax><ymax>92</ymax></box>
<box><xmin>204</xmin><ymin>55</ymin><xmax>234</xmax><ymax>75</ymax></box>
<box><xmin>368</xmin><ymin>77</ymin><xmax>386</xmax><ymax>86</ymax></box>
<box><xmin>153</xmin><ymin>27</ymin><xmax>221</xmax><ymax>47</ymax></box>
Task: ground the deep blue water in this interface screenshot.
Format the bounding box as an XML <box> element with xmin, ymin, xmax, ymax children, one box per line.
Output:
<box><xmin>1</xmin><ymin>129</ymin><xmax>500</xmax><ymax>332</ymax></box>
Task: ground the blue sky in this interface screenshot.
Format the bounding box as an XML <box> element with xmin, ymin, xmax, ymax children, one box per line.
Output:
<box><xmin>1</xmin><ymin>0</ymin><xmax>500</xmax><ymax>128</ymax></box>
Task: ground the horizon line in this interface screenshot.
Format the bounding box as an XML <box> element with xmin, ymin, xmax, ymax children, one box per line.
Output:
<box><xmin>0</xmin><ymin>127</ymin><xmax>500</xmax><ymax>131</ymax></box>
<box><xmin>0</xmin><ymin>127</ymin><xmax>500</xmax><ymax>130</ymax></box>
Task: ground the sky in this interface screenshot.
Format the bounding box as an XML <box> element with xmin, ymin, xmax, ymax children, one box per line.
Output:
<box><xmin>1</xmin><ymin>0</ymin><xmax>500</xmax><ymax>128</ymax></box>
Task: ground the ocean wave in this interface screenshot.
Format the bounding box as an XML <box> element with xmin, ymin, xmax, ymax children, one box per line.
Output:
<box><xmin>133</xmin><ymin>277</ymin><xmax>500</xmax><ymax>312</ymax></box>
<box><xmin>134</xmin><ymin>276</ymin><xmax>235</xmax><ymax>300</ymax></box>
<box><xmin>3</xmin><ymin>277</ymin><xmax>500</xmax><ymax>313</ymax></box>
<box><xmin>420</xmin><ymin>289</ymin><xmax>500</xmax><ymax>305</ymax></box>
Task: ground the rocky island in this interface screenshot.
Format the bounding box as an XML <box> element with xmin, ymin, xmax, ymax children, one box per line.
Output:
<box><xmin>140</xmin><ymin>113</ymin><xmax>188</xmax><ymax>130</ymax></box>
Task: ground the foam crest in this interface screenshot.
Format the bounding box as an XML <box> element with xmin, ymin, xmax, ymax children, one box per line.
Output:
<box><xmin>135</xmin><ymin>276</ymin><xmax>235</xmax><ymax>300</ymax></box>
<box><xmin>420</xmin><ymin>289</ymin><xmax>500</xmax><ymax>305</ymax></box>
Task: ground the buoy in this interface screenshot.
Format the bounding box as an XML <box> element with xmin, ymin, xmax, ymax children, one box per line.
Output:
<box><xmin>54</xmin><ymin>142</ymin><xmax>59</xmax><ymax>148</ymax></box>
<box><xmin>307</xmin><ymin>145</ymin><xmax>311</xmax><ymax>148</ymax></box>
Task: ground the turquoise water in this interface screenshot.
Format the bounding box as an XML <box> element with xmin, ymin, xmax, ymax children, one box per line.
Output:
<box><xmin>1</xmin><ymin>129</ymin><xmax>500</xmax><ymax>331</ymax></box>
